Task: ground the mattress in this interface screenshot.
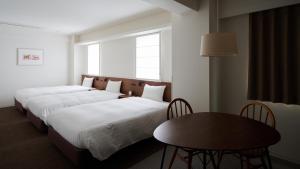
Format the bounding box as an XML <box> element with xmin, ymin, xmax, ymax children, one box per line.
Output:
<box><xmin>47</xmin><ymin>97</ymin><xmax>168</xmax><ymax>161</ymax></box>
<box><xmin>27</xmin><ymin>90</ymin><xmax>121</xmax><ymax>125</ymax></box>
<box><xmin>15</xmin><ymin>85</ymin><xmax>92</xmax><ymax>108</ymax></box>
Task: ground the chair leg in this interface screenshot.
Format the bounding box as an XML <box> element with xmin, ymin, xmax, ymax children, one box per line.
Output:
<box><xmin>168</xmin><ymin>147</ymin><xmax>178</xmax><ymax>169</ymax></box>
<box><xmin>240</xmin><ymin>154</ymin><xmax>244</xmax><ymax>169</ymax></box>
<box><xmin>266</xmin><ymin>148</ymin><xmax>273</xmax><ymax>169</ymax></box>
<box><xmin>203</xmin><ymin>151</ymin><xmax>207</xmax><ymax>169</ymax></box>
<box><xmin>209</xmin><ymin>151</ymin><xmax>217</xmax><ymax>169</ymax></box>
<box><xmin>246</xmin><ymin>157</ymin><xmax>250</xmax><ymax>169</ymax></box>
<box><xmin>216</xmin><ymin>151</ymin><xmax>224</xmax><ymax>168</ymax></box>
<box><xmin>160</xmin><ymin>145</ymin><xmax>167</xmax><ymax>169</ymax></box>
<box><xmin>187</xmin><ymin>152</ymin><xmax>193</xmax><ymax>169</ymax></box>
<box><xmin>261</xmin><ymin>156</ymin><xmax>268</xmax><ymax>169</ymax></box>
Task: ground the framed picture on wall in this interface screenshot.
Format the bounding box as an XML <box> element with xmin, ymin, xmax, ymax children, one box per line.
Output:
<box><xmin>17</xmin><ymin>48</ymin><xmax>44</xmax><ymax>65</ymax></box>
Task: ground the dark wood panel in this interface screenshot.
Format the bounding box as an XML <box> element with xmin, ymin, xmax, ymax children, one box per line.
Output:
<box><xmin>82</xmin><ymin>75</ymin><xmax>172</xmax><ymax>102</ymax></box>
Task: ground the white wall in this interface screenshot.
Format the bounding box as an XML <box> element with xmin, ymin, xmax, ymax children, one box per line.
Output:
<box><xmin>100</xmin><ymin>37</ymin><xmax>136</xmax><ymax>78</ymax></box>
<box><xmin>160</xmin><ymin>29</ymin><xmax>172</xmax><ymax>82</ymax></box>
<box><xmin>171</xmin><ymin>0</ymin><xmax>210</xmax><ymax>112</ymax></box>
<box><xmin>75</xmin><ymin>1</ymin><xmax>211</xmax><ymax>112</ymax></box>
<box><xmin>217</xmin><ymin>14</ymin><xmax>300</xmax><ymax>164</ymax></box>
<box><xmin>217</xmin><ymin>15</ymin><xmax>249</xmax><ymax>113</ymax></box>
<box><xmin>73</xmin><ymin>29</ymin><xmax>172</xmax><ymax>82</ymax></box>
<box><xmin>69</xmin><ymin>35</ymin><xmax>80</xmax><ymax>84</ymax></box>
<box><xmin>71</xmin><ymin>12</ymin><xmax>173</xmax><ymax>84</ymax></box>
<box><xmin>79</xmin><ymin>11</ymin><xmax>171</xmax><ymax>43</ymax></box>
<box><xmin>100</xmin><ymin>29</ymin><xmax>172</xmax><ymax>81</ymax></box>
<box><xmin>73</xmin><ymin>45</ymin><xmax>88</xmax><ymax>85</ymax></box>
<box><xmin>0</xmin><ymin>24</ymin><xmax>69</xmax><ymax>107</ymax></box>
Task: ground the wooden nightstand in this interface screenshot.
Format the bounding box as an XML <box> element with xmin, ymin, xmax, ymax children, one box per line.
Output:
<box><xmin>118</xmin><ymin>95</ymin><xmax>131</xmax><ymax>99</ymax></box>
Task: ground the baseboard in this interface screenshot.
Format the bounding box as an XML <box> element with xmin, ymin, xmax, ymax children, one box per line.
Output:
<box><xmin>270</xmin><ymin>151</ymin><xmax>300</xmax><ymax>167</ymax></box>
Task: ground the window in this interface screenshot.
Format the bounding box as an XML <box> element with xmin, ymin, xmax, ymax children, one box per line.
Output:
<box><xmin>88</xmin><ymin>44</ymin><xmax>99</xmax><ymax>75</ymax></box>
<box><xmin>136</xmin><ymin>33</ymin><xmax>160</xmax><ymax>80</ymax></box>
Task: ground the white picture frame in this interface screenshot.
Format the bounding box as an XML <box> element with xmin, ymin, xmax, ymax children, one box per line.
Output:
<box><xmin>17</xmin><ymin>48</ymin><xmax>44</xmax><ymax>65</ymax></box>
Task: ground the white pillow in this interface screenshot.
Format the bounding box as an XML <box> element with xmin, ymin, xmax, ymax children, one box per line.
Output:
<box><xmin>82</xmin><ymin>77</ymin><xmax>94</xmax><ymax>88</ymax></box>
<box><xmin>106</xmin><ymin>80</ymin><xmax>122</xmax><ymax>93</ymax></box>
<box><xmin>142</xmin><ymin>84</ymin><xmax>166</xmax><ymax>102</ymax></box>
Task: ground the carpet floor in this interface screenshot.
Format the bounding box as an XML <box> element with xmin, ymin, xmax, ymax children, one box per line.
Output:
<box><xmin>0</xmin><ymin>107</ymin><xmax>162</xmax><ymax>169</ymax></box>
<box><xmin>1</xmin><ymin>107</ymin><xmax>299</xmax><ymax>169</ymax></box>
<box><xmin>0</xmin><ymin>107</ymin><xmax>77</xmax><ymax>169</ymax></box>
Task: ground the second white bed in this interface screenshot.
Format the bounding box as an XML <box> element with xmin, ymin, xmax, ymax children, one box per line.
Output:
<box><xmin>15</xmin><ymin>85</ymin><xmax>93</xmax><ymax>108</ymax></box>
<box><xmin>27</xmin><ymin>90</ymin><xmax>121</xmax><ymax>124</ymax></box>
<box><xmin>47</xmin><ymin>97</ymin><xmax>168</xmax><ymax>161</ymax></box>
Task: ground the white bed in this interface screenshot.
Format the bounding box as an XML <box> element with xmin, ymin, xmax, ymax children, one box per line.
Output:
<box><xmin>47</xmin><ymin>97</ymin><xmax>168</xmax><ymax>161</ymax></box>
<box><xmin>15</xmin><ymin>85</ymin><xmax>92</xmax><ymax>108</ymax></box>
<box><xmin>27</xmin><ymin>90</ymin><xmax>121</xmax><ymax>125</ymax></box>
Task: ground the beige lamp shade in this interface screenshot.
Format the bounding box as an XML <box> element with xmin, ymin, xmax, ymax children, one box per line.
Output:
<box><xmin>200</xmin><ymin>32</ymin><xmax>238</xmax><ymax>57</ymax></box>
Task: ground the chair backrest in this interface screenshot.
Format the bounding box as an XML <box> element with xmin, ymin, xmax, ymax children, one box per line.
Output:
<box><xmin>167</xmin><ymin>98</ymin><xmax>194</xmax><ymax>120</ymax></box>
<box><xmin>240</xmin><ymin>102</ymin><xmax>276</xmax><ymax>128</ymax></box>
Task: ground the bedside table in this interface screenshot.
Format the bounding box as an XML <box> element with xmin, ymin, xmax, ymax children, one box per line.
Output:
<box><xmin>118</xmin><ymin>95</ymin><xmax>131</xmax><ymax>99</ymax></box>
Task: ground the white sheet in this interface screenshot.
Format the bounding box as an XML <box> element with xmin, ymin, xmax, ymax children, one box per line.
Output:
<box><xmin>15</xmin><ymin>85</ymin><xmax>92</xmax><ymax>108</ymax></box>
<box><xmin>47</xmin><ymin>97</ymin><xmax>168</xmax><ymax>161</ymax></box>
<box><xmin>27</xmin><ymin>90</ymin><xmax>121</xmax><ymax>125</ymax></box>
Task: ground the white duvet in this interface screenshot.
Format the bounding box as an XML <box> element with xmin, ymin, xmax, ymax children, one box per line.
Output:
<box><xmin>15</xmin><ymin>85</ymin><xmax>92</xmax><ymax>108</ymax></box>
<box><xmin>47</xmin><ymin>97</ymin><xmax>168</xmax><ymax>161</ymax></box>
<box><xmin>27</xmin><ymin>90</ymin><xmax>121</xmax><ymax>125</ymax></box>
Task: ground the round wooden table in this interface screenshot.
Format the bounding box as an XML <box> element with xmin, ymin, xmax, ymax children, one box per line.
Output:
<box><xmin>153</xmin><ymin>112</ymin><xmax>281</xmax><ymax>169</ymax></box>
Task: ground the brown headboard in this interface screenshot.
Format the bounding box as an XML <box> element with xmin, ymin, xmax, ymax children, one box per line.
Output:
<box><xmin>82</xmin><ymin>75</ymin><xmax>172</xmax><ymax>102</ymax></box>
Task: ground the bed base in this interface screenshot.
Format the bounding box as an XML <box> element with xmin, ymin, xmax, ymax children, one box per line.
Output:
<box><xmin>48</xmin><ymin>127</ymin><xmax>98</xmax><ymax>168</ymax></box>
<box><xmin>15</xmin><ymin>99</ymin><xmax>27</xmax><ymax>114</ymax></box>
<box><xmin>48</xmin><ymin>127</ymin><xmax>162</xmax><ymax>168</ymax></box>
<box><xmin>27</xmin><ymin>110</ymin><xmax>48</xmax><ymax>132</ymax></box>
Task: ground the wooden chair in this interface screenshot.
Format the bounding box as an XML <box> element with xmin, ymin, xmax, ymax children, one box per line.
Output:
<box><xmin>167</xmin><ymin>98</ymin><xmax>194</xmax><ymax>120</ymax></box>
<box><xmin>239</xmin><ymin>102</ymin><xmax>276</xmax><ymax>169</ymax></box>
<box><xmin>167</xmin><ymin>98</ymin><xmax>214</xmax><ymax>169</ymax></box>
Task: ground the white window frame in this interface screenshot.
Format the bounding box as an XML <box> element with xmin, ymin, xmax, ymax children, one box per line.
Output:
<box><xmin>87</xmin><ymin>43</ymin><xmax>100</xmax><ymax>75</ymax></box>
<box><xmin>135</xmin><ymin>32</ymin><xmax>161</xmax><ymax>81</ymax></box>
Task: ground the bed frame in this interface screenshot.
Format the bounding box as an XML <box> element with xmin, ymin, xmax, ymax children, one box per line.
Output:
<box><xmin>25</xmin><ymin>75</ymin><xmax>172</xmax><ymax>133</ymax></box>
<box><xmin>47</xmin><ymin>75</ymin><xmax>172</xmax><ymax>167</ymax></box>
<box><xmin>25</xmin><ymin>76</ymin><xmax>171</xmax><ymax>134</ymax></box>
<box><xmin>27</xmin><ymin>110</ymin><xmax>48</xmax><ymax>132</ymax></box>
<box><xmin>48</xmin><ymin>127</ymin><xmax>162</xmax><ymax>168</ymax></box>
<box><xmin>15</xmin><ymin>99</ymin><xmax>27</xmax><ymax>114</ymax></box>
<box><xmin>15</xmin><ymin>98</ymin><xmax>48</xmax><ymax>132</ymax></box>
<box><xmin>48</xmin><ymin>127</ymin><xmax>96</xmax><ymax>167</ymax></box>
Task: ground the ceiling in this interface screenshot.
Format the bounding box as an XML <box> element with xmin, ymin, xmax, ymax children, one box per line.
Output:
<box><xmin>0</xmin><ymin>0</ymin><xmax>161</xmax><ymax>34</ymax></box>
